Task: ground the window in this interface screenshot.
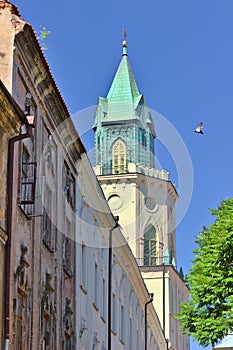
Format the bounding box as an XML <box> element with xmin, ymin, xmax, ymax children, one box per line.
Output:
<box><xmin>81</xmin><ymin>244</ymin><xmax>87</xmax><ymax>292</ymax></box>
<box><xmin>22</xmin><ymin>146</ymin><xmax>29</xmax><ymax>178</ymax></box>
<box><xmin>112</xmin><ymin>293</ymin><xmax>116</xmax><ymax>333</ymax></box>
<box><xmin>170</xmin><ymin>283</ymin><xmax>174</xmax><ymax>315</ymax></box>
<box><xmin>63</xmin><ymin>162</ymin><xmax>75</xmax><ymax>209</ymax></box>
<box><xmin>144</xmin><ymin>225</ymin><xmax>157</xmax><ymax>266</ymax></box>
<box><xmin>94</xmin><ymin>263</ymin><xmax>98</xmax><ymax>308</ymax></box>
<box><xmin>169</xmin><ymin>282</ymin><xmax>177</xmax><ymax>315</ymax></box>
<box><xmin>112</xmin><ymin>139</ymin><xmax>126</xmax><ymax>174</ymax></box>
<box><xmin>140</xmin><ymin>128</ymin><xmax>146</xmax><ymax>146</ymax></box>
<box><xmin>120</xmin><ymin>304</ymin><xmax>124</xmax><ymax>342</ymax></box>
<box><xmin>63</xmin><ymin>238</ymin><xmax>73</xmax><ymax>277</ymax></box>
<box><xmin>63</xmin><ymin>219</ymin><xmax>73</xmax><ymax>276</ymax></box>
<box><xmin>20</xmin><ymin>147</ymin><xmax>29</xmax><ymax>209</ymax></box>
<box><xmin>43</xmin><ymin>186</ymin><xmax>56</xmax><ymax>251</ymax></box>
<box><xmin>150</xmin><ymin>134</ymin><xmax>154</xmax><ymax>166</ymax></box>
<box><xmin>20</xmin><ymin>146</ymin><xmax>36</xmax><ymax>206</ymax></box>
<box><xmin>101</xmin><ymin>278</ymin><xmax>106</xmax><ymax>321</ymax></box>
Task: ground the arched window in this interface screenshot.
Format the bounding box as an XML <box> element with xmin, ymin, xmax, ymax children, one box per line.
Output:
<box><xmin>112</xmin><ymin>139</ymin><xmax>126</xmax><ymax>174</ymax></box>
<box><xmin>144</xmin><ymin>225</ymin><xmax>157</xmax><ymax>266</ymax></box>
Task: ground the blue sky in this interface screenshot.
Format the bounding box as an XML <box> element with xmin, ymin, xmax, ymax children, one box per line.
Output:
<box><xmin>13</xmin><ymin>1</ymin><xmax>233</xmax><ymax>349</ymax></box>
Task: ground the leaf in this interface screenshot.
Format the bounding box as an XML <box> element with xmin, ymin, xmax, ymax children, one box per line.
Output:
<box><xmin>176</xmin><ymin>198</ymin><xmax>233</xmax><ymax>347</ymax></box>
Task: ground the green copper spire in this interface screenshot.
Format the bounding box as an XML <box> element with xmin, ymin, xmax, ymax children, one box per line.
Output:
<box><xmin>106</xmin><ymin>32</ymin><xmax>141</xmax><ymax>119</ymax></box>
<box><xmin>94</xmin><ymin>34</ymin><xmax>156</xmax><ymax>174</ymax></box>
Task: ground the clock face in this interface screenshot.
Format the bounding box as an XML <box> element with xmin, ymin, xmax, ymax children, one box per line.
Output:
<box><xmin>145</xmin><ymin>196</ymin><xmax>156</xmax><ymax>211</ymax></box>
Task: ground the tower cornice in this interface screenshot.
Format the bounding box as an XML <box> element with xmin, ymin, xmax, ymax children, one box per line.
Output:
<box><xmin>96</xmin><ymin>171</ymin><xmax>178</xmax><ymax>202</ymax></box>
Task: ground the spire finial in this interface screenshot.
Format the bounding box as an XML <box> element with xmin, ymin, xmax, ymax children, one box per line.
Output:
<box><xmin>122</xmin><ymin>29</ymin><xmax>127</xmax><ymax>55</ymax></box>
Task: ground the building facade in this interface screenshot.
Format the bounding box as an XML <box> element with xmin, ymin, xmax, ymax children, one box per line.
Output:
<box><xmin>0</xmin><ymin>79</ymin><xmax>27</xmax><ymax>349</ymax></box>
<box><xmin>75</xmin><ymin>153</ymin><xmax>167</xmax><ymax>350</ymax></box>
<box><xmin>0</xmin><ymin>1</ymin><xmax>168</xmax><ymax>349</ymax></box>
<box><xmin>0</xmin><ymin>2</ymin><xmax>83</xmax><ymax>348</ymax></box>
<box><xmin>94</xmin><ymin>37</ymin><xmax>190</xmax><ymax>350</ymax></box>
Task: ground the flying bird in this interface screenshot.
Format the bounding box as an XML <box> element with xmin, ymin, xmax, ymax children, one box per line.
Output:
<box><xmin>195</xmin><ymin>122</ymin><xmax>204</xmax><ymax>134</ymax></box>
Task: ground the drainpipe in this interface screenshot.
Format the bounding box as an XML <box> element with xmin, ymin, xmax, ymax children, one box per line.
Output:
<box><xmin>108</xmin><ymin>216</ymin><xmax>119</xmax><ymax>350</ymax></box>
<box><xmin>4</xmin><ymin>117</ymin><xmax>34</xmax><ymax>350</ymax></box>
<box><xmin>145</xmin><ymin>293</ymin><xmax>154</xmax><ymax>350</ymax></box>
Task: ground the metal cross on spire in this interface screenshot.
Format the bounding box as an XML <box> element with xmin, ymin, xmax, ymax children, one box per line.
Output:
<box><xmin>122</xmin><ymin>29</ymin><xmax>127</xmax><ymax>53</ymax></box>
<box><xmin>123</xmin><ymin>28</ymin><xmax>127</xmax><ymax>40</ymax></box>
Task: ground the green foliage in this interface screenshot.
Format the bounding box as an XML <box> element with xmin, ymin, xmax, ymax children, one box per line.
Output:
<box><xmin>36</xmin><ymin>25</ymin><xmax>51</xmax><ymax>51</ymax></box>
<box><xmin>177</xmin><ymin>198</ymin><xmax>233</xmax><ymax>347</ymax></box>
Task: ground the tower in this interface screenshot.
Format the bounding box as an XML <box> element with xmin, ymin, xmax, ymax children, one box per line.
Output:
<box><xmin>94</xmin><ymin>37</ymin><xmax>155</xmax><ymax>174</ymax></box>
<box><xmin>93</xmin><ymin>34</ymin><xmax>190</xmax><ymax>350</ymax></box>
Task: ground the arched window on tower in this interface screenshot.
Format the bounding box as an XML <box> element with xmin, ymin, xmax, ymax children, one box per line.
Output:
<box><xmin>144</xmin><ymin>225</ymin><xmax>157</xmax><ymax>266</ymax></box>
<box><xmin>112</xmin><ymin>139</ymin><xmax>126</xmax><ymax>174</ymax></box>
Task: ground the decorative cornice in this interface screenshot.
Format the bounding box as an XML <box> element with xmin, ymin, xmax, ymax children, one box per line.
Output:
<box><xmin>97</xmin><ymin>167</ymin><xmax>178</xmax><ymax>201</ymax></box>
<box><xmin>0</xmin><ymin>3</ymin><xmax>86</xmax><ymax>156</ymax></box>
<box><xmin>0</xmin><ymin>1</ymin><xmax>21</xmax><ymax>18</ymax></box>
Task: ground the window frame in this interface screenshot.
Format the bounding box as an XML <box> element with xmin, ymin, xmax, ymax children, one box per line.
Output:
<box><xmin>144</xmin><ymin>225</ymin><xmax>157</xmax><ymax>266</ymax></box>
<box><xmin>112</xmin><ymin>139</ymin><xmax>126</xmax><ymax>174</ymax></box>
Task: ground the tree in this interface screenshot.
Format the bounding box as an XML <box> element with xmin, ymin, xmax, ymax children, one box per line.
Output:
<box><xmin>36</xmin><ymin>25</ymin><xmax>51</xmax><ymax>51</ymax></box>
<box><xmin>179</xmin><ymin>266</ymin><xmax>184</xmax><ymax>278</ymax></box>
<box><xmin>177</xmin><ymin>198</ymin><xmax>233</xmax><ymax>348</ymax></box>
